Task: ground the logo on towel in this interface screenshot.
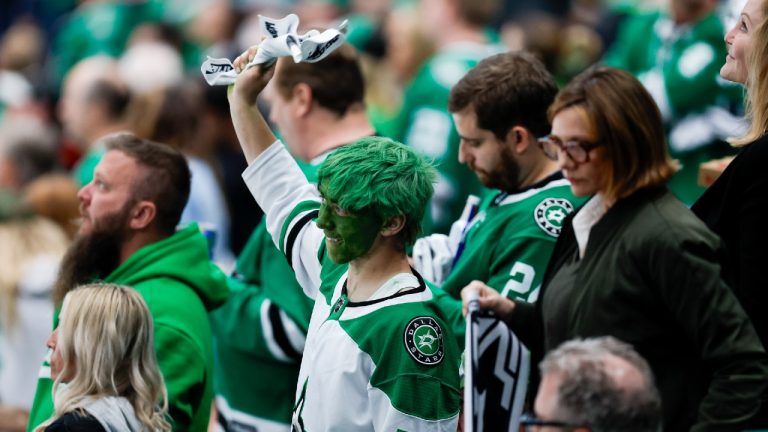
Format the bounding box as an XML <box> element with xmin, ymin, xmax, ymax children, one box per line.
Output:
<box><xmin>265</xmin><ymin>21</ymin><xmax>279</xmax><ymax>38</ymax></box>
<box><xmin>306</xmin><ymin>35</ymin><xmax>341</xmax><ymax>61</ymax></box>
<box><xmin>204</xmin><ymin>62</ymin><xmax>234</xmax><ymax>74</ymax></box>
<box><xmin>404</xmin><ymin>317</ymin><xmax>444</xmax><ymax>366</ymax></box>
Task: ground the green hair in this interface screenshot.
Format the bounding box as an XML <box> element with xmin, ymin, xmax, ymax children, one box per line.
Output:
<box><xmin>317</xmin><ymin>136</ymin><xmax>436</xmax><ymax>246</ymax></box>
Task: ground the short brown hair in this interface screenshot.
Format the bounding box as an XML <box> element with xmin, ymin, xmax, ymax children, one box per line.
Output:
<box><xmin>449</xmin><ymin>51</ymin><xmax>557</xmax><ymax>139</ymax></box>
<box><xmin>274</xmin><ymin>44</ymin><xmax>364</xmax><ymax>117</ymax></box>
<box><xmin>102</xmin><ymin>133</ymin><xmax>190</xmax><ymax>235</ymax></box>
<box><xmin>548</xmin><ymin>67</ymin><xmax>678</xmax><ymax>201</ymax></box>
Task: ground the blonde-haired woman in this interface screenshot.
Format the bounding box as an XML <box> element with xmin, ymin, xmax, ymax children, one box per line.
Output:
<box><xmin>36</xmin><ymin>284</ymin><xmax>170</xmax><ymax>432</ymax></box>
<box><xmin>692</xmin><ymin>0</ymin><xmax>768</xmax><ymax>349</ymax></box>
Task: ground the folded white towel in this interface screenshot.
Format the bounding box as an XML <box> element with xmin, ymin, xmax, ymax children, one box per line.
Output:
<box><xmin>201</xmin><ymin>14</ymin><xmax>348</xmax><ymax>86</ymax></box>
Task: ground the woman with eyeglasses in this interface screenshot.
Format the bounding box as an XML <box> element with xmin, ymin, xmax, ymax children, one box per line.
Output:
<box><xmin>462</xmin><ymin>66</ymin><xmax>768</xmax><ymax>431</ymax></box>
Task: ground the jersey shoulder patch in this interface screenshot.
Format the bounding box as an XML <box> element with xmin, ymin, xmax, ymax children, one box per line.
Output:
<box><xmin>403</xmin><ymin>316</ymin><xmax>445</xmax><ymax>366</ymax></box>
<box><xmin>533</xmin><ymin>198</ymin><xmax>575</xmax><ymax>237</ymax></box>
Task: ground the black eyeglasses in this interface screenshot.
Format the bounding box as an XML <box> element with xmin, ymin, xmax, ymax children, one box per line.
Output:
<box><xmin>538</xmin><ymin>135</ymin><xmax>602</xmax><ymax>163</ymax></box>
<box><xmin>519</xmin><ymin>413</ymin><xmax>589</xmax><ymax>431</ymax></box>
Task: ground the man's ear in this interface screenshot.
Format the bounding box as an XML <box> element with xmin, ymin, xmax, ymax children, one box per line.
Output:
<box><xmin>505</xmin><ymin>126</ymin><xmax>532</xmax><ymax>154</ymax></box>
<box><xmin>293</xmin><ymin>83</ymin><xmax>313</xmax><ymax>117</ymax></box>
<box><xmin>129</xmin><ymin>201</ymin><xmax>157</xmax><ymax>230</ymax></box>
<box><xmin>381</xmin><ymin>215</ymin><xmax>406</xmax><ymax>237</ymax></box>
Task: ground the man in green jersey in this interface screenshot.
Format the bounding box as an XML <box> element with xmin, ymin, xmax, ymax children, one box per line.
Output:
<box><xmin>395</xmin><ymin>0</ymin><xmax>505</xmax><ymax>233</ymax></box>
<box><xmin>27</xmin><ymin>133</ymin><xmax>228</xmax><ymax>432</ymax></box>
<box><xmin>413</xmin><ymin>52</ymin><xmax>586</xmax><ymax>302</ymax></box>
<box><xmin>229</xmin><ymin>45</ymin><xmax>462</xmax><ymax>430</ymax></box>
<box><xmin>209</xmin><ymin>44</ymin><xmax>378</xmax><ymax>432</ymax></box>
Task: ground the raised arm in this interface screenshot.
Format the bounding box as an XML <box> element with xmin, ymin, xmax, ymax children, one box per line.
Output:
<box><xmin>229</xmin><ymin>47</ymin><xmax>325</xmax><ymax>299</ymax></box>
<box><xmin>228</xmin><ymin>46</ymin><xmax>278</xmax><ymax>164</ymax></box>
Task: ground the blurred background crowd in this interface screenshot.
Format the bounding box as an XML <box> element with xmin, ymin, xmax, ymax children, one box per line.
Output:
<box><xmin>0</xmin><ymin>0</ymin><xmax>752</xmax><ymax>428</ymax></box>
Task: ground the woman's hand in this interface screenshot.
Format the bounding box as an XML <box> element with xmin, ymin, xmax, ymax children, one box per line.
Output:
<box><xmin>461</xmin><ymin>280</ymin><xmax>516</xmax><ymax>321</ymax></box>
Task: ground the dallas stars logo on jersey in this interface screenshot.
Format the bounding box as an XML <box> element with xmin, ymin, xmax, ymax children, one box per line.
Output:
<box><xmin>404</xmin><ymin>317</ymin><xmax>444</xmax><ymax>366</ymax></box>
<box><xmin>534</xmin><ymin>198</ymin><xmax>574</xmax><ymax>237</ymax></box>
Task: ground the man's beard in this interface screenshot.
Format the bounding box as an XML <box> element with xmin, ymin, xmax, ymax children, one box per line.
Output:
<box><xmin>53</xmin><ymin>205</ymin><xmax>133</xmax><ymax>306</ymax></box>
<box><xmin>483</xmin><ymin>146</ymin><xmax>521</xmax><ymax>192</ymax></box>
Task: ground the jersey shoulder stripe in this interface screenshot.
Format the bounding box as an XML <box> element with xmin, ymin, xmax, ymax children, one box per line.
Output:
<box><xmin>285</xmin><ymin>210</ymin><xmax>319</xmax><ymax>269</ymax></box>
<box><xmin>497</xmin><ymin>178</ymin><xmax>572</xmax><ymax>206</ymax></box>
<box><xmin>267</xmin><ymin>301</ymin><xmax>303</xmax><ymax>362</ymax></box>
<box><xmin>279</xmin><ymin>200</ymin><xmax>320</xmax><ymax>263</ymax></box>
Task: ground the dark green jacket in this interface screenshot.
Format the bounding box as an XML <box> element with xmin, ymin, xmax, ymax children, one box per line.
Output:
<box><xmin>512</xmin><ymin>187</ymin><xmax>768</xmax><ymax>431</ymax></box>
<box><xmin>28</xmin><ymin>224</ymin><xmax>229</xmax><ymax>432</ymax></box>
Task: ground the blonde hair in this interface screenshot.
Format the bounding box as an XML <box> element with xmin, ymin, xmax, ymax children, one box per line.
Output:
<box><xmin>0</xmin><ymin>215</ymin><xmax>68</xmax><ymax>329</ymax></box>
<box><xmin>731</xmin><ymin>0</ymin><xmax>768</xmax><ymax>146</ymax></box>
<box><xmin>36</xmin><ymin>284</ymin><xmax>170</xmax><ymax>431</ymax></box>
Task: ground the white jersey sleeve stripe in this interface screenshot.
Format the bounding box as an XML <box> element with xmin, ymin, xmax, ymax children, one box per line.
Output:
<box><xmin>279</xmin><ymin>308</ymin><xmax>307</xmax><ymax>355</ymax></box>
<box><xmin>259</xmin><ymin>300</ymin><xmax>293</xmax><ymax>363</ymax></box>
<box><xmin>242</xmin><ymin>141</ymin><xmax>324</xmax><ymax>299</ymax></box>
<box><xmin>215</xmin><ymin>396</ymin><xmax>290</xmax><ymax>432</ymax></box>
<box><xmin>369</xmin><ymin>387</ymin><xmax>459</xmax><ymax>431</ymax></box>
<box><xmin>283</xmin><ymin>209</ymin><xmax>319</xmax><ymax>269</ymax></box>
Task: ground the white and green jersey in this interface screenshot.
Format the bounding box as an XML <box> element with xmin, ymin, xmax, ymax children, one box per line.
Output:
<box><xmin>242</xmin><ymin>142</ymin><xmax>461</xmax><ymax>431</ymax></box>
<box><xmin>442</xmin><ymin>173</ymin><xmax>584</xmax><ymax>302</ymax></box>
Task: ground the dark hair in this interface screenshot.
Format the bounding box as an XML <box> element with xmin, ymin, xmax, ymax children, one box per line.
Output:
<box><xmin>102</xmin><ymin>133</ymin><xmax>190</xmax><ymax>235</ymax></box>
<box><xmin>548</xmin><ymin>66</ymin><xmax>678</xmax><ymax>200</ymax></box>
<box><xmin>274</xmin><ymin>44</ymin><xmax>365</xmax><ymax>116</ymax></box>
<box><xmin>86</xmin><ymin>79</ymin><xmax>131</xmax><ymax>121</ymax></box>
<box><xmin>449</xmin><ymin>51</ymin><xmax>557</xmax><ymax>139</ymax></box>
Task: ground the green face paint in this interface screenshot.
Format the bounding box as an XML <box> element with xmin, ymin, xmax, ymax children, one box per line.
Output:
<box><xmin>317</xmin><ymin>184</ymin><xmax>383</xmax><ymax>264</ymax></box>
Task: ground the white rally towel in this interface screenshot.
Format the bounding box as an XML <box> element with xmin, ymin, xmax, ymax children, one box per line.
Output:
<box><xmin>201</xmin><ymin>14</ymin><xmax>348</xmax><ymax>86</ymax></box>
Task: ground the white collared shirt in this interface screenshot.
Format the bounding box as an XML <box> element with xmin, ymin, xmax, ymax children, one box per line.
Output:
<box><xmin>572</xmin><ymin>194</ymin><xmax>608</xmax><ymax>258</ymax></box>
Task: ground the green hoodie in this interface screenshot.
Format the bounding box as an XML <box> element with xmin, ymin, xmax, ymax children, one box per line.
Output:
<box><xmin>27</xmin><ymin>223</ymin><xmax>229</xmax><ymax>432</ymax></box>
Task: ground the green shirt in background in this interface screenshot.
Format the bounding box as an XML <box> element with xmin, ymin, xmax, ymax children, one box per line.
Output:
<box><xmin>603</xmin><ymin>10</ymin><xmax>744</xmax><ymax>205</ymax></box>
<box><xmin>394</xmin><ymin>42</ymin><xmax>504</xmax><ymax>234</ymax></box>
<box><xmin>209</xmin><ymin>159</ymin><xmax>318</xmax><ymax>430</ymax></box>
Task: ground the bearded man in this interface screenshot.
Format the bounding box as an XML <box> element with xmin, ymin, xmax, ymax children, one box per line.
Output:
<box><xmin>27</xmin><ymin>133</ymin><xmax>228</xmax><ymax>432</ymax></box>
<box><xmin>414</xmin><ymin>52</ymin><xmax>585</xmax><ymax>302</ymax></box>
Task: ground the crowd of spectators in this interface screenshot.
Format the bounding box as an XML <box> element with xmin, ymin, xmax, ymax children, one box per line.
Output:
<box><xmin>1</xmin><ymin>0</ymin><xmax>767</xmax><ymax>431</ymax></box>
